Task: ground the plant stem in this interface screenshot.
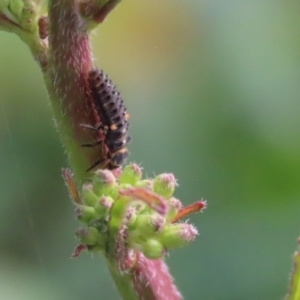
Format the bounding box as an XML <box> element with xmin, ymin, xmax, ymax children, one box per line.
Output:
<box><xmin>47</xmin><ymin>0</ymin><xmax>100</xmax><ymax>182</ymax></box>
<box><xmin>106</xmin><ymin>259</ymin><xmax>140</xmax><ymax>300</ymax></box>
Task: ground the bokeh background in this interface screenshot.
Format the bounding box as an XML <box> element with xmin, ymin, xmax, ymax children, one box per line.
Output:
<box><xmin>1</xmin><ymin>1</ymin><xmax>300</xmax><ymax>299</ymax></box>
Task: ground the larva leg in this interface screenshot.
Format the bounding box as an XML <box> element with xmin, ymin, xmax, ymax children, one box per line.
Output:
<box><xmin>86</xmin><ymin>158</ymin><xmax>108</xmax><ymax>172</ymax></box>
<box><xmin>80</xmin><ymin>123</ymin><xmax>102</xmax><ymax>131</ymax></box>
<box><xmin>81</xmin><ymin>140</ymin><xmax>102</xmax><ymax>148</ymax></box>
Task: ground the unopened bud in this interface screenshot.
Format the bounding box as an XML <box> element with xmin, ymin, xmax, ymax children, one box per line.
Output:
<box><xmin>136</xmin><ymin>179</ymin><xmax>153</xmax><ymax>191</ymax></box>
<box><xmin>75</xmin><ymin>227</ymin><xmax>101</xmax><ymax>246</ymax></box>
<box><xmin>75</xmin><ymin>205</ymin><xmax>97</xmax><ymax>223</ymax></box>
<box><xmin>127</xmin><ymin>207</ymin><xmax>137</xmax><ymax>229</ymax></box>
<box><xmin>159</xmin><ymin>223</ymin><xmax>198</xmax><ymax>249</ymax></box>
<box><xmin>118</xmin><ymin>163</ymin><xmax>142</xmax><ymax>185</ymax></box>
<box><xmin>141</xmin><ymin>239</ymin><xmax>165</xmax><ymax>259</ymax></box>
<box><xmin>82</xmin><ymin>184</ymin><xmax>99</xmax><ymax>206</ymax></box>
<box><xmin>93</xmin><ymin>169</ymin><xmax>118</xmax><ymax>198</ymax></box>
<box><xmin>153</xmin><ymin>173</ymin><xmax>177</xmax><ymax>199</ymax></box>
<box><xmin>132</xmin><ymin>213</ymin><xmax>164</xmax><ymax>236</ymax></box>
<box><xmin>21</xmin><ymin>2</ymin><xmax>38</xmax><ymax>32</ymax></box>
<box><xmin>94</xmin><ymin>196</ymin><xmax>114</xmax><ymax>217</ymax></box>
<box><xmin>166</xmin><ymin>197</ymin><xmax>183</xmax><ymax>222</ymax></box>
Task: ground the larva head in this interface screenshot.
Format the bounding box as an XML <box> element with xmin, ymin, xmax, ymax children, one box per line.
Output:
<box><xmin>110</xmin><ymin>149</ymin><xmax>129</xmax><ymax>168</ymax></box>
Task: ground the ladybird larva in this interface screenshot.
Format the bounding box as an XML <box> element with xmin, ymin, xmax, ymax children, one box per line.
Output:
<box><xmin>82</xmin><ymin>68</ymin><xmax>131</xmax><ymax>171</ymax></box>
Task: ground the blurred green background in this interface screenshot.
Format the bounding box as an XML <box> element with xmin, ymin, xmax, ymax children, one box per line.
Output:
<box><xmin>1</xmin><ymin>1</ymin><xmax>300</xmax><ymax>299</ymax></box>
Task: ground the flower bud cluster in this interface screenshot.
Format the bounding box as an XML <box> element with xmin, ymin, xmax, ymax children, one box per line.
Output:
<box><xmin>0</xmin><ymin>0</ymin><xmax>42</xmax><ymax>33</ymax></box>
<box><xmin>69</xmin><ymin>163</ymin><xmax>204</xmax><ymax>259</ymax></box>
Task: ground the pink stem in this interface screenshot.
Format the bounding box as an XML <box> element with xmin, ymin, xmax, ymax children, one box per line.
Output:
<box><xmin>131</xmin><ymin>253</ymin><xmax>182</xmax><ymax>300</ymax></box>
<box><xmin>48</xmin><ymin>0</ymin><xmax>102</xmax><ymax>180</ymax></box>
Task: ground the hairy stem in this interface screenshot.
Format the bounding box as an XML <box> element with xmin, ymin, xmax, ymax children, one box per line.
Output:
<box><xmin>47</xmin><ymin>0</ymin><xmax>100</xmax><ymax>181</ymax></box>
<box><xmin>131</xmin><ymin>253</ymin><xmax>182</xmax><ymax>300</ymax></box>
<box><xmin>107</xmin><ymin>254</ymin><xmax>182</xmax><ymax>300</ymax></box>
<box><xmin>107</xmin><ymin>260</ymin><xmax>140</xmax><ymax>300</ymax></box>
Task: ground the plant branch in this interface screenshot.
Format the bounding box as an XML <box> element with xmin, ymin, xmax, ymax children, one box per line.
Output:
<box><xmin>47</xmin><ymin>0</ymin><xmax>100</xmax><ymax>181</ymax></box>
<box><xmin>78</xmin><ymin>0</ymin><xmax>122</xmax><ymax>28</ymax></box>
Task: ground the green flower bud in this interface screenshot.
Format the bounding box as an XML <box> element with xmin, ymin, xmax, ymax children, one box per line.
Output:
<box><xmin>94</xmin><ymin>195</ymin><xmax>114</xmax><ymax>217</ymax></box>
<box><xmin>136</xmin><ymin>179</ymin><xmax>153</xmax><ymax>191</ymax></box>
<box><xmin>75</xmin><ymin>205</ymin><xmax>97</xmax><ymax>223</ymax></box>
<box><xmin>82</xmin><ymin>184</ymin><xmax>99</xmax><ymax>206</ymax></box>
<box><xmin>159</xmin><ymin>223</ymin><xmax>198</xmax><ymax>249</ymax></box>
<box><xmin>9</xmin><ymin>0</ymin><xmax>24</xmax><ymax>21</ymax></box>
<box><xmin>93</xmin><ymin>169</ymin><xmax>118</xmax><ymax>198</ymax></box>
<box><xmin>141</xmin><ymin>239</ymin><xmax>165</xmax><ymax>259</ymax></box>
<box><xmin>70</xmin><ymin>164</ymin><xmax>202</xmax><ymax>259</ymax></box>
<box><xmin>153</xmin><ymin>173</ymin><xmax>177</xmax><ymax>199</ymax></box>
<box><xmin>0</xmin><ymin>0</ymin><xmax>43</xmax><ymax>45</ymax></box>
<box><xmin>75</xmin><ymin>227</ymin><xmax>101</xmax><ymax>246</ymax></box>
<box><xmin>131</xmin><ymin>213</ymin><xmax>164</xmax><ymax>236</ymax></box>
<box><xmin>166</xmin><ymin>197</ymin><xmax>183</xmax><ymax>222</ymax></box>
<box><xmin>21</xmin><ymin>1</ymin><xmax>38</xmax><ymax>32</ymax></box>
<box><xmin>118</xmin><ymin>163</ymin><xmax>142</xmax><ymax>186</ymax></box>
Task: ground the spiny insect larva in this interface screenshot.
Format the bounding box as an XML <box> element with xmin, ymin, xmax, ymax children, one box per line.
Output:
<box><xmin>82</xmin><ymin>68</ymin><xmax>131</xmax><ymax>171</ymax></box>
